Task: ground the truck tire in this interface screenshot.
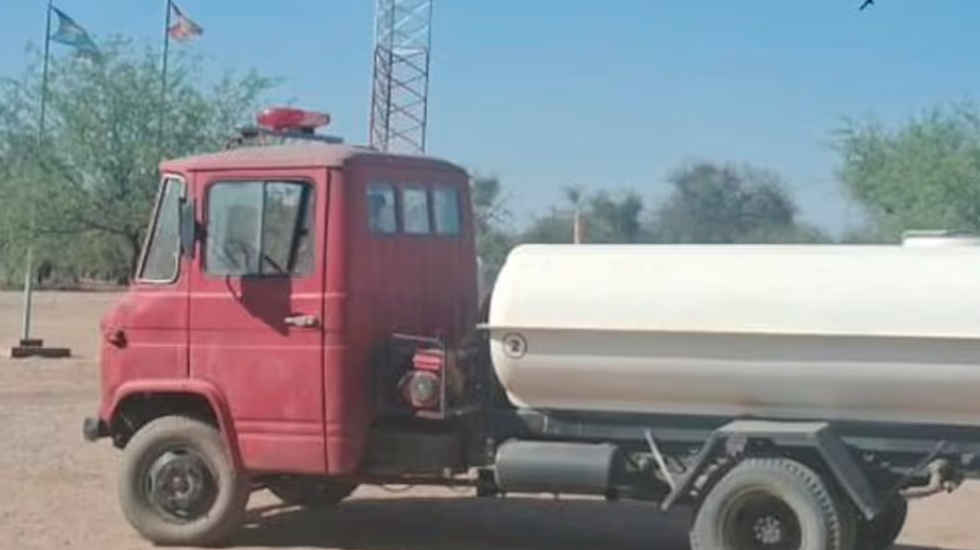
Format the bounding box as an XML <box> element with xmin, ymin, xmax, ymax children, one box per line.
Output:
<box><xmin>834</xmin><ymin>493</ymin><xmax>859</xmax><ymax>550</ymax></box>
<box><xmin>266</xmin><ymin>477</ymin><xmax>358</xmax><ymax>508</ymax></box>
<box><xmin>690</xmin><ymin>458</ymin><xmax>849</xmax><ymax>550</ymax></box>
<box><xmin>856</xmin><ymin>497</ymin><xmax>907</xmax><ymax>550</ymax></box>
<box><xmin>118</xmin><ymin>416</ymin><xmax>249</xmax><ymax>546</ymax></box>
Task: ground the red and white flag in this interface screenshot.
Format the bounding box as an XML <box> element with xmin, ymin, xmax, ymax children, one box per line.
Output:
<box><xmin>168</xmin><ymin>2</ymin><xmax>203</xmax><ymax>42</ymax></box>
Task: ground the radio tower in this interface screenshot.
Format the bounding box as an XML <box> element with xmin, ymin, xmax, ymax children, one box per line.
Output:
<box><xmin>370</xmin><ymin>0</ymin><xmax>433</xmax><ymax>154</ymax></box>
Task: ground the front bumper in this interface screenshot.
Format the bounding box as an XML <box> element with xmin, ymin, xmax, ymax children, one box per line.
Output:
<box><xmin>82</xmin><ymin>417</ymin><xmax>109</xmax><ymax>442</ymax></box>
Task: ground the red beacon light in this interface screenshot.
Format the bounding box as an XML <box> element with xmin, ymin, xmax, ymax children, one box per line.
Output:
<box><xmin>256</xmin><ymin>107</ymin><xmax>331</xmax><ymax>134</ymax></box>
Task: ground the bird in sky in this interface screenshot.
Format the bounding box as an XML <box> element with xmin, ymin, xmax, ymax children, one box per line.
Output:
<box><xmin>859</xmin><ymin>0</ymin><xmax>874</xmax><ymax>10</ymax></box>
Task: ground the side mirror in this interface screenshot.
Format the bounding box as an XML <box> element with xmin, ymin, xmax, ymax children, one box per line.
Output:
<box><xmin>179</xmin><ymin>198</ymin><xmax>196</xmax><ymax>258</ymax></box>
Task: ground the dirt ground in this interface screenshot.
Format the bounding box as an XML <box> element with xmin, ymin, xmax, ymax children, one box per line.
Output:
<box><xmin>1</xmin><ymin>290</ymin><xmax>978</xmax><ymax>550</ymax></box>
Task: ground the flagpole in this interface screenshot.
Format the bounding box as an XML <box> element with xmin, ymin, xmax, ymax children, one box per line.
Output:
<box><xmin>21</xmin><ymin>0</ymin><xmax>54</xmax><ymax>343</ymax></box>
<box><xmin>39</xmin><ymin>0</ymin><xmax>52</xmax><ymax>137</ymax></box>
<box><xmin>159</xmin><ymin>0</ymin><xmax>172</xmax><ymax>151</ymax></box>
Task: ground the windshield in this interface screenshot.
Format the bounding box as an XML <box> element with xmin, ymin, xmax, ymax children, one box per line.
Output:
<box><xmin>137</xmin><ymin>178</ymin><xmax>184</xmax><ymax>282</ymax></box>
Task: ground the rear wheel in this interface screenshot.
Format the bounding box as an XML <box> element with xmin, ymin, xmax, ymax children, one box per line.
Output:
<box><xmin>266</xmin><ymin>477</ymin><xmax>358</xmax><ymax>508</ymax></box>
<box><xmin>118</xmin><ymin>416</ymin><xmax>248</xmax><ymax>546</ymax></box>
<box><xmin>834</xmin><ymin>493</ymin><xmax>858</xmax><ymax>550</ymax></box>
<box><xmin>690</xmin><ymin>458</ymin><xmax>850</xmax><ymax>550</ymax></box>
<box><xmin>856</xmin><ymin>497</ymin><xmax>907</xmax><ymax>550</ymax></box>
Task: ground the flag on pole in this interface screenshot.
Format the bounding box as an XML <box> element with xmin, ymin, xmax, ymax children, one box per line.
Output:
<box><xmin>50</xmin><ymin>6</ymin><xmax>100</xmax><ymax>60</ymax></box>
<box><xmin>168</xmin><ymin>2</ymin><xmax>203</xmax><ymax>42</ymax></box>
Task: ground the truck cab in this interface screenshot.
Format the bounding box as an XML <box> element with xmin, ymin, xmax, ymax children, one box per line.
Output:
<box><xmin>86</xmin><ymin>110</ymin><xmax>480</xmax><ymax>543</ymax></box>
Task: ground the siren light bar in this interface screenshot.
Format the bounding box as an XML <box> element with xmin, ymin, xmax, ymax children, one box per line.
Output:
<box><xmin>257</xmin><ymin>107</ymin><xmax>331</xmax><ymax>133</ymax></box>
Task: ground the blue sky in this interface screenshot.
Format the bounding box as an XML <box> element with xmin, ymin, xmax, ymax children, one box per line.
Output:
<box><xmin>3</xmin><ymin>1</ymin><xmax>979</xmax><ymax>233</ymax></box>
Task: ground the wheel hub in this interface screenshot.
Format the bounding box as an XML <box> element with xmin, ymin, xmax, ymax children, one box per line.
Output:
<box><xmin>146</xmin><ymin>448</ymin><xmax>216</xmax><ymax>522</ymax></box>
<box><xmin>753</xmin><ymin>515</ymin><xmax>784</xmax><ymax>545</ymax></box>
<box><xmin>726</xmin><ymin>491</ymin><xmax>802</xmax><ymax>550</ymax></box>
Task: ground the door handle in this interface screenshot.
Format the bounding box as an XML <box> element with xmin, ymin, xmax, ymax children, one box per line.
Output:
<box><xmin>105</xmin><ymin>329</ymin><xmax>127</xmax><ymax>348</ymax></box>
<box><xmin>284</xmin><ymin>314</ymin><xmax>319</xmax><ymax>328</ymax></box>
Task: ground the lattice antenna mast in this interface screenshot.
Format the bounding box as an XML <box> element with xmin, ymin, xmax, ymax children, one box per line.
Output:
<box><xmin>370</xmin><ymin>0</ymin><xmax>433</xmax><ymax>154</ymax></box>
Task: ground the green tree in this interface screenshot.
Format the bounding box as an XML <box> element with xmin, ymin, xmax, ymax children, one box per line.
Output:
<box><xmin>470</xmin><ymin>176</ymin><xmax>515</xmax><ymax>286</ymax></box>
<box><xmin>521</xmin><ymin>188</ymin><xmax>647</xmax><ymax>244</ymax></box>
<box><xmin>586</xmin><ymin>190</ymin><xmax>646</xmax><ymax>243</ymax></box>
<box><xmin>471</xmin><ymin>176</ymin><xmax>509</xmax><ymax>236</ymax></box>
<box><xmin>654</xmin><ymin>162</ymin><xmax>823</xmax><ymax>243</ymax></box>
<box><xmin>521</xmin><ymin>208</ymin><xmax>574</xmax><ymax>244</ymax></box>
<box><xmin>0</xmin><ymin>37</ymin><xmax>275</xmax><ymax>284</ymax></box>
<box><xmin>519</xmin><ymin>185</ymin><xmax>582</xmax><ymax>245</ymax></box>
<box><xmin>834</xmin><ymin>103</ymin><xmax>980</xmax><ymax>238</ymax></box>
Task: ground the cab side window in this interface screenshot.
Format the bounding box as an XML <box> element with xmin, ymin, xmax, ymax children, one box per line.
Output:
<box><xmin>206</xmin><ymin>181</ymin><xmax>315</xmax><ymax>276</ymax></box>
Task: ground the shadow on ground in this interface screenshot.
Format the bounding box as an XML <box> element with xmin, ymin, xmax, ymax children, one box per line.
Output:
<box><xmin>235</xmin><ymin>496</ymin><xmax>965</xmax><ymax>550</ymax></box>
<box><xmin>237</xmin><ymin>497</ymin><xmax>688</xmax><ymax>550</ymax></box>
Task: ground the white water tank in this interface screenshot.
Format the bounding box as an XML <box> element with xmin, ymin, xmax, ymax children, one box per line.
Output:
<box><xmin>902</xmin><ymin>230</ymin><xmax>980</xmax><ymax>248</ymax></box>
<box><xmin>486</xmin><ymin>244</ymin><xmax>980</xmax><ymax>427</ymax></box>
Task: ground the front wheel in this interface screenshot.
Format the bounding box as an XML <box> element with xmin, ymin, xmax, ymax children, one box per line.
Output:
<box><xmin>690</xmin><ymin>458</ymin><xmax>851</xmax><ymax>550</ymax></box>
<box><xmin>118</xmin><ymin>416</ymin><xmax>249</xmax><ymax>546</ymax></box>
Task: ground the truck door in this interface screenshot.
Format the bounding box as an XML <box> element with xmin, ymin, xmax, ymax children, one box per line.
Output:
<box><xmin>188</xmin><ymin>169</ymin><xmax>327</xmax><ymax>474</ymax></box>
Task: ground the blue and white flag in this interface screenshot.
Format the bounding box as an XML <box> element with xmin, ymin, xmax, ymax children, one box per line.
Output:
<box><xmin>50</xmin><ymin>7</ymin><xmax>100</xmax><ymax>60</ymax></box>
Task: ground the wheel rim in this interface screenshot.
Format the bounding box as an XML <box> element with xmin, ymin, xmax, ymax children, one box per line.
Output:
<box><xmin>722</xmin><ymin>490</ymin><xmax>803</xmax><ymax>550</ymax></box>
<box><xmin>143</xmin><ymin>446</ymin><xmax>217</xmax><ymax>523</ymax></box>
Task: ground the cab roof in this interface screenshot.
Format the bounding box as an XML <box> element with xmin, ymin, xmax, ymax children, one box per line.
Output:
<box><xmin>159</xmin><ymin>142</ymin><xmax>466</xmax><ymax>175</ymax></box>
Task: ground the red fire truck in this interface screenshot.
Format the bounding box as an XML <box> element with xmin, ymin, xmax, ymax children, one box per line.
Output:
<box><xmin>84</xmin><ymin>109</ymin><xmax>980</xmax><ymax>550</ymax></box>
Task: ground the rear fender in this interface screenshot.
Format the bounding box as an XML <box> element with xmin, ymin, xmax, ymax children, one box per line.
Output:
<box><xmin>658</xmin><ymin>420</ymin><xmax>881</xmax><ymax>520</ymax></box>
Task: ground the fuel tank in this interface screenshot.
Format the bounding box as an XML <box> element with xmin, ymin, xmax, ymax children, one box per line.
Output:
<box><xmin>486</xmin><ymin>244</ymin><xmax>980</xmax><ymax>427</ymax></box>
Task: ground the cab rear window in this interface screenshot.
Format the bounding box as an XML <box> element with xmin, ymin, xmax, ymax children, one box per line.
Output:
<box><xmin>402</xmin><ymin>187</ymin><xmax>431</xmax><ymax>234</ymax></box>
<box><xmin>367</xmin><ymin>183</ymin><xmax>397</xmax><ymax>234</ymax></box>
<box><xmin>366</xmin><ymin>181</ymin><xmax>460</xmax><ymax>237</ymax></box>
<box><xmin>432</xmin><ymin>186</ymin><xmax>460</xmax><ymax>235</ymax></box>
